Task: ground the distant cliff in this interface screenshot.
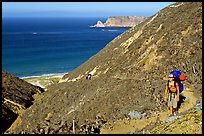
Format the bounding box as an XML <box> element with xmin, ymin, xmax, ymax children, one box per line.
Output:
<box><xmin>90</xmin><ymin>16</ymin><xmax>148</xmax><ymax>27</ymax></box>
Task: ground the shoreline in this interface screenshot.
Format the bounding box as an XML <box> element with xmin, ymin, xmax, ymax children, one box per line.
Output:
<box><xmin>22</xmin><ymin>73</ymin><xmax>67</xmax><ymax>89</ymax></box>
<box><xmin>20</xmin><ymin>72</ymin><xmax>67</xmax><ymax>79</ymax></box>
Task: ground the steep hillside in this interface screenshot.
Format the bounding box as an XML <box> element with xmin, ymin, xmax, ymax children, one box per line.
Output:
<box><xmin>2</xmin><ymin>70</ymin><xmax>44</xmax><ymax>133</ymax></box>
<box><xmin>9</xmin><ymin>2</ymin><xmax>202</xmax><ymax>134</ymax></box>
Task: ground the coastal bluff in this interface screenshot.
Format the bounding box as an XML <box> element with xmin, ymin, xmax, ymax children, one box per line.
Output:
<box><xmin>90</xmin><ymin>16</ymin><xmax>148</xmax><ymax>27</ymax></box>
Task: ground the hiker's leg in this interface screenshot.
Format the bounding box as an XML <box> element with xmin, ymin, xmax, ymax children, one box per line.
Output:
<box><xmin>170</xmin><ymin>106</ymin><xmax>173</xmax><ymax>114</ymax></box>
<box><xmin>167</xmin><ymin>93</ymin><xmax>171</xmax><ymax>107</ymax></box>
<box><xmin>177</xmin><ymin>94</ymin><xmax>181</xmax><ymax>109</ymax></box>
<box><xmin>180</xmin><ymin>93</ymin><xmax>185</xmax><ymax>100</ymax></box>
<box><xmin>175</xmin><ymin>107</ymin><xmax>178</xmax><ymax>113</ymax></box>
<box><xmin>173</xmin><ymin>94</ymin><xmax>178</xmax><ymax>114</ymax></box>
<box><xmin>173</xmin><ymin>108</ymin><xmax>177</xmax><ymax>115</ymax></box>
<box><xmin>167</xmin><ymin>93</ymin><xmax>173</xmax><ymax>115</ymax></box>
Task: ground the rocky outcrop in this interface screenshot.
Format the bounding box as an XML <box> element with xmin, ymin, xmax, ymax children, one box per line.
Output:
<box><xmin>2</xmin><ymin>70</ymin><xmax>44</xmax><ymax>133</ymax></box>
<box><xmin>91</xmin><ymin>16</ymin><xmax>147</xmax><ymax>27</ymax></box>
<box><xmin>10</xmin><ymin>2</ymin><xmax>202</xmax><ymax>134</ymax></box>
<box><xmin>94</xmin><ymin>20</ymin><xmax>105</xmax><ymax>27</ymax></box>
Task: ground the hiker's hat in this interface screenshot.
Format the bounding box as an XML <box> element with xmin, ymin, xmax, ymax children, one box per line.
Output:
<box><xmin>168</xmin><ymin>74</ymin><xmax>174</xmax><ymax>78</ymax></box>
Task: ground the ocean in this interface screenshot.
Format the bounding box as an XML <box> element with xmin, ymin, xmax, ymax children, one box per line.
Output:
<box><xmin>2</xmin><ymin>17</ymin><xmax>130</xmax><ymax>78</ymax></box>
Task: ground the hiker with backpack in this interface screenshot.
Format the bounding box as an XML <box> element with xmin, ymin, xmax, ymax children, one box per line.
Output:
<box><xmin>164</xmin><ymin>74</ymin><xmax>180</xmax><ymax>115</ymax></box>
<box><xmin>170</xmin><ymin>70</ymin><xmax>186</xmax><ymax>101</ymax></box>
<box><xmin>85</xmin><ymin>74</ymin><xmax>92</xmax><ymax>80</ymax></box>
<box><xmin>164</xmin><ymin>70</ymin><xmax>186</xmax><ymax>115</ymax></box>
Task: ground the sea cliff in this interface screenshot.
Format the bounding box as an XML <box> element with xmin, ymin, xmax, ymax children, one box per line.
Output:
<box><xmin>90</xmin><ymin>16</ymin><xmax>147</xmax><ymax>27</ymax></box>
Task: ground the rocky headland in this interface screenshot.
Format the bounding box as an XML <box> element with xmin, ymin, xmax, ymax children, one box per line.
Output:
<box><xmin>90</xmin><ymin>16</ymin><xmax>147</xmax><ymax>27</ymax></box>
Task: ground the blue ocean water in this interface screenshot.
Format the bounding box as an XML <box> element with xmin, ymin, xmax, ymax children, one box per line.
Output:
<box><xmin>2</xmin><ymin>17</ymin><xmax>129</xmax><ymax>78</ymax></box>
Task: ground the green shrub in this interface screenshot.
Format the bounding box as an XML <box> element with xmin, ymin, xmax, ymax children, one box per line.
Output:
<box><xmin>149</xmin><ymin>48</ymin><xmax>155</xmax><ymax>53</ymax></box>
<box><xmin>142</xmin><ymin>56</ymin><xmax>149</xmax><ymax>64</ymax></box>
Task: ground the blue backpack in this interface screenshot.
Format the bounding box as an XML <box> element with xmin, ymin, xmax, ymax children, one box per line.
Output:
<box><xmin>170</xmin><ymin>70</ymin><xmax>184</xmax><ymax>93</ymax></box>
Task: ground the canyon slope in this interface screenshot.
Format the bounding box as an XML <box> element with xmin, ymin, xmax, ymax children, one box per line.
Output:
<box><xmin>8</xmin><ymin>2</ymin><xmax>202</xmax><ymax>134</ymax></box>
<box><xmin>2</xmin><ymin>70</ymin><xmax>44</xmax><ymax>133</ymax></box>
<box><xmin>91</xmin><ymin>16</ymin><xmax>147</xmax><ymax>27</ymax></box>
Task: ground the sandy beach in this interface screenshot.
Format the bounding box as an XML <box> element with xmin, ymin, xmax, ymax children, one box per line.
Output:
<box><xmin>22</xmin><ymin>73</ymin><xmax>66</xmax><ymax>89</ymax></box>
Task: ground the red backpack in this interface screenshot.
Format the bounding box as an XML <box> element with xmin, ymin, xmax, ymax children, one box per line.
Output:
<box><xmin>179</xmin><ymin>74</ymin><xmax>186</xmax><ymax>81</ymax></box>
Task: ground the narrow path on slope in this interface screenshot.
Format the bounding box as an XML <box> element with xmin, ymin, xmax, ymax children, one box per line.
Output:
<box><xmin>100</xmin><ymin>87</ymin><xmax>199</xmax><ymax>134</ymax></box>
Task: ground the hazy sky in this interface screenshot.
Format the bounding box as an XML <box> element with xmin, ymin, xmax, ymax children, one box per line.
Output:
<box><xmin>2</xmin><ymin>2</ymin><xmax>175</xmax><ymax>18</ymax></box>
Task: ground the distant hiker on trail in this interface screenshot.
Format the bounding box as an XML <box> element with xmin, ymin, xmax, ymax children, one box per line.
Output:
<box><xmin>86</xmin><ymin>74</ymin><xmax>92</xmax><ymax>80</ymax></box>
<box><xmin>164</xmin><ymin>74</ymin><xmax>180</xmax><ymax>115</ymax></box>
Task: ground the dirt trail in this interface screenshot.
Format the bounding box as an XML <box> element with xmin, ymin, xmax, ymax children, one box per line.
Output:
<box><xmin>100</xmin><ymin>87</ymin><xmax>199</xmax><ymax>134</ymax></box>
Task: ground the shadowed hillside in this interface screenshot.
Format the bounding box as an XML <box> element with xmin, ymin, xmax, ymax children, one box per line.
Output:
<box><xmin>7</xmin><ymin>2</ymin><xmax>202</xmax><ymax>134</ymax></box>
<box><xmin>2</xmin><ymin>70</ymin><xmax>44</xmax><ymax>133</ymax></box>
